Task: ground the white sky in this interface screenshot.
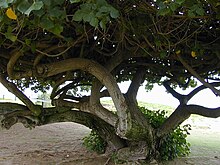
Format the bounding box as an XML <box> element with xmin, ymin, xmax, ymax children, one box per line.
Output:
<box><xmin>119</xmin><ymin>81</ymin><xmax>220</xmax><ymax>108</ymax></box>
<box><xmin>1</xmin><ymin>81</ymin><xmax>220</xmax><ymax>108</ymax></box>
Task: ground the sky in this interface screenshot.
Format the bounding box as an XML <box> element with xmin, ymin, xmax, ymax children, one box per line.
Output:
<box><xmin>0</xmin><ymin>81</ymin><xmax>220</xmax><ymax>108</ymax></box>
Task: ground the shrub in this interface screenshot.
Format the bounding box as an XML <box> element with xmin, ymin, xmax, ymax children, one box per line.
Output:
<box><xmin>139</xmin><ymin>106</ymin><xmax>191</xmax><ymax>160</ymax></box>
<box><xmin>83</xmin><ymin>130</ymin><xmax>107</xmax><ymax>154</ymax></box>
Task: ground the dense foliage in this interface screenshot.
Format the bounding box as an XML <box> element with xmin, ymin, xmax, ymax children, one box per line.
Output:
<box><xmin>0</xmin><ymin>0</ymin><xmax>219</xmax><ymax>90</ymax></box>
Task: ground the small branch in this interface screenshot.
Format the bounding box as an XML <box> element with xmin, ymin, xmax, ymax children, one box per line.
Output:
<box><xmin>0</xmin><ymin>74</ymin><xmax>41</xmax><ymax>116</ymax></box>
<box><xmin>163</xmin><ymin>80</ymin><xmax>184</xmax><ymax>102</ymax></box>
<box><xmin>7</xmin><ymin>49</ymin><xmax>23</xmax><ymax>79</ymax></box>
<box><xmin>187</xmin><ymin>82</ymin><xmax>220</xmax><ymax>101</ymax></box>
<box><xmin>177</xmin><ymin>55</ymin><xmax>220</xmax><ymax>96</ymax></box>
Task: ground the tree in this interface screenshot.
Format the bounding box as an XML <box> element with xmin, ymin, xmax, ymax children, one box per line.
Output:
<box><xmin>0</xmin><ymin>0</ymin><xmax>220</xmax><ymax>163</ymax></box>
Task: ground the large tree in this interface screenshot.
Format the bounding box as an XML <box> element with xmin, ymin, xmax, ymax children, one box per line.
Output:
<box><xmin>0</xmin><ymin>0</ymin><xmax>220</xmax><ymax>162</ymax></box>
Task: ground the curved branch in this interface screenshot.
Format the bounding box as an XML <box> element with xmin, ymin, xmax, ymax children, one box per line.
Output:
<box><xmin>185</xmin><ymin>105</ymin><xmax>220</xmax><ymax>118</ymax></box>
<box><xmin>53</xmin><ymin>99</ymin><xmax>117</xmax><ymax>126</ymax></box>
<box><xmin>42</xmin><ymin>110</ymin><xmax>125</xmax><ymax>150</ymax></box>
<box><xmin>50</xmin><ymin>72</ymin><xmax>74</xmax><ymax>99</ymax></box>
<box><xmin>7</xmin><ymin>49</ymin><xmax>23</xmax><ymax>79</ymax></box>
<box><xmin>32</xmin><ymin>58</ymin><xmax>130</xmax><ymax>135</ymax></box>
<box><xmin>187</xmin><ymin>82</ymin><xmax>220</xmax><ymax>101</ymax></box>
<box><xmin>0</xmin><ymin>74</ymin><xmax>41</xmax><ymax>116</ymax></box>
<box><xmin>157</xmin><ymin>104</ymin><xmax>220</xmax><ymax>137</ymax></box>
<box><xmin>163</xmin><ymin>80</ymin><xmax>187</xmax><ymax>104</ymax></box>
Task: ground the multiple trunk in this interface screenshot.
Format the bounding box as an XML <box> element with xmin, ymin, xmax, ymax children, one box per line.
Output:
<box><xmin>1</xmin><ymin>57</ymin><xmax>220</xmax><ymax>162</ymax></box>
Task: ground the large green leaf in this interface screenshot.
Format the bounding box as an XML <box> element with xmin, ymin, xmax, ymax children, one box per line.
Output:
<box><xmin>110</xmin><ymin>7</ymin><xmax>119</xmax><ymax>18</ymax></box>
<box><xmin>24</xmin><ymin>1</ymin><xmax>44</xmax><ymax>16</ymax></box>
<box><xmin>17</xmin><ymin>0</ymin><xmax>31</xmax><ymax>13</ymax></box>
<box><xmin>0</xmin><ymin>0</ymin><xmax>14</xmax><ymax>8</ymax></box>
<box><xmin>48</xmin><ymin>7</ymin><xmax>65</xmax><ymax>19</ymax></box>
<box><xmin>0</xmin><ymin>1</ymin><xmax>8</xmax><ymax>8</ymax></box>
<box><xmin>89</xmin><ymin>17</ymin><xmax>99</xmax><ymax>27</ymax></box>
<box><xmin>72</xmin><ymin>10</ymin><xmax>84</xmax><ymax>21</ymax></box>
<box><xmin>40</xmin><ymin>16</ymin><xmax>54</xmax><ymax>29</ymax></box>
<box><xmin>50</xmin><ymin>24</ymin><xmax>63</xmax><ymax>35</ymax></box>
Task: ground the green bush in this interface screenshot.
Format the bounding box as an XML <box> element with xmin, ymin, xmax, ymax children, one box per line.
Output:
<box><xmin>140</xmin><ymin>106</ymin><xmax>191</xmax><ymax>160</ymax></box>
<box><xmin>83</xmin><ymin>130</ymin><xmax>107</xmax><ymax>154</ymax></box>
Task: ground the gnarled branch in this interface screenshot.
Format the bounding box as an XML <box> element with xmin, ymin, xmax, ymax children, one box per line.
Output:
<box><xmin>0</xmin><ymin>74</ymin><xmax>41</xmax><ymax>115</ymax></box>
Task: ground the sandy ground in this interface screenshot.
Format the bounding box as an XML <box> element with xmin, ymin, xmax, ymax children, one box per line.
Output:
<box><xmin>0</xmin><ymin>123</ymin><xmax>111</xmax><ymax>165</ymax></box>
<box><xmin>0</xmin><ymin>117</ymin><xmax>220</xmax><ymax>165</ymax></box>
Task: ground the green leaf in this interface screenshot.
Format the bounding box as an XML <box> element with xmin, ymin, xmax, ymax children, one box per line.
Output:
<box><xmin>169</xmin><ymin>3</ymin><xmax>179</xmax><ymax>12</ymax></box>
<box><xmin>41</xmin><ymin>0</ymin><xmax>51</xmax><ymax>6</ymax></box>
<box><xmin>25</xmin><ymin>39</ymin><xmax>31</xmax><ymax>45</ymax></box>
<box><xmin>110</xmin><ymin>7</ymin><xmax>119</xmax><ymax>18</ymax></box>
<box><xmin>89</xmin><ymin>17</ymin><xmax>99</xmax><ymax>27</ymax></box>
<box><xmin>5</xmin><ymin>33</ymin><xmax>17</xmax><ymax>42</ymax></box>
<box><xmin>0</xmin><ymin>15</ymin><xmax>3</xmax><ymax>22</ymax></box>
<box><xmin>175</xmin><ymin>0</ymin><xmax>185</xmax><ymax>5</ymax></box>
<box><xmin>72</xmin><ymin>10</ymin><xmax>84</xmax><ymax>21</ymax></box>
<box><xmin>0</xmin><ymin>0</ymin><xmax>9</xmax><ymax>8</ymax></box>
<box><xmin>30</xmin><ymin>42</ymin><xmax>36</xmax><ymax>53</ymax></box>
<box><xmin>25</xmin><ymin>1</ymin><xmax>44</xmax><ymax>16</ymax></box>
<box><xmin>188</xmin><ymin>10</ymin><xmax>196</xmax><ymax>17</ymax></box>
<box><xmin>96</xmin><ymin>0</ymin><xmax>108</xmax><ymax>6</ymax></box>
<box><xmin>83</xmin><ymin>12</ymin><xmax>95</xmax><ymax>22</ymax></box>
<box><xmin>40</xmin><ymin>16</ymin><xmax>54</xmax><ymax>29</ymax></box>
<box><xmin>158</xmin><ymin>7</ymin><xmax>171</xmax><ymax>16</ymax></box>
<box><xmin>160</xmin><ymin>50</ymin><xmax>167</xmax><ymax>58</ymax></box>
<box><xmin>48</xmin><ymin>7</ymin><xmax>65</xmax><ymax>18</ymax></box>
<box><xmin>0</xmin><ymin>0</ymin><xmax>14</xmax><ymax>8</ymax></box>
<box><xmin>196</xmin><ymin>7</ymin><xmax>205</xmax><ymax>16</ymax></box>
<box><xmin>157</xmin><ymin>2</ymin><xmax>165</xmax><ymax>10</ymax></box>
<box><xmin>70</xmin><ymin>0</ymin><xmax>81</xmax><ymax>3</ymax></box>
<box><xmin>17</xmin><ymin>0</ymin><xmax>31</xmax><ymax>13</ymax></box>
<box><xmin>99</xmin><ymin>19</ymin><xmax>106</xmax><ymax>30</ymax></box>
<box><xmin>50</xmin><ymin>24</ymin><xmax>63</xmax><ymax>35</ymax></box>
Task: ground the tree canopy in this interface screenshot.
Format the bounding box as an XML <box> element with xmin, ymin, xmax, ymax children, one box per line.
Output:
<box><xmin>0</xmin><ymin>0</ymin><xmax>220</xmax><ymax>163</ymax></box>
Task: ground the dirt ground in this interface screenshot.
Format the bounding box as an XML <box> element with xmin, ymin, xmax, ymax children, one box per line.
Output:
<box><xmin>0</xmin><ymin>119</ymin><xmax>220</xmax><ymax>165</ymax></box>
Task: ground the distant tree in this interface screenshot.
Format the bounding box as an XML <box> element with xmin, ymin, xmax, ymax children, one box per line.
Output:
<box><xmin>0</xmin><ymin>0</ymin><xmax>219</xmax><ymax>163</ymax></box>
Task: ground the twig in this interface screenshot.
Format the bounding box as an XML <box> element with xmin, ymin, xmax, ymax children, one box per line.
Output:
<box><xmin>177</xmin><ymin>55</ymin><xmax>220</xmax><ymax>96</ymax></box>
